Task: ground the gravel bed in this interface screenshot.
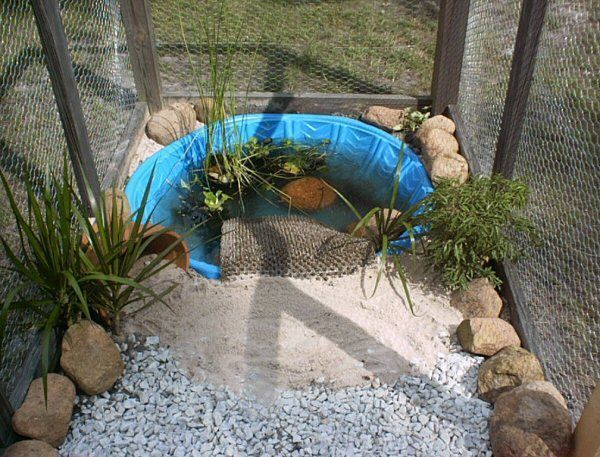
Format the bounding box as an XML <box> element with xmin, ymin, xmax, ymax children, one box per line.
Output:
<box><xmin>60</xmin><ymin>336</ymin><xmax>492</xmax><ymax>456</ymax></box>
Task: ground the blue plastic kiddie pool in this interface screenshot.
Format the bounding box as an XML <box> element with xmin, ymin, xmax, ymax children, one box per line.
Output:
<box><xmin>126</xmin><ymin>114</ymin><xmax>433</xmax><ymax>279</ymax></box>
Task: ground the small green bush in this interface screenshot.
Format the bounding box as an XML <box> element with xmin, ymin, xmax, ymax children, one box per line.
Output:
<box><xmin>419</xmin><ymin>174</ymin><xmax>538</xmax><ymax>290</ymax></box>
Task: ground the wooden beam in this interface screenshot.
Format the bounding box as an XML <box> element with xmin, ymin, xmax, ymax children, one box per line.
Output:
<box><xmin>119</xmin><ymin>0</ymin><xmax>164</xmax><ymax>114</ymax></box>
<box><xmin>165</xmin><ymin>92</ymin><xmax>432</xmax><ymax>116</ymax></box>
<box><xmin>494</xmin><ymin>0</ymin><xmax>548</xmax><ymax>177</ymax></box>
<box><xmin>29</xmin><ymin>0</ymin><xmax>101</xmax><ymax>212</ymax></box>
<box><xmin>431</xmin><ymin>0</ymin><xmax>471</xmax><ymax>115</ymax></box>
<box><xmin>111</xmin><ymin>102</ymin><xmax>150</xmax><ymax>187</ymax></box>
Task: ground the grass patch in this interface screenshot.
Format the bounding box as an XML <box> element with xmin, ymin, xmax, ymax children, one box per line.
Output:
<box><xmin>150</xmin><ymin>0</ymin><xmax>438</xmax><ymax>94</ymax></box>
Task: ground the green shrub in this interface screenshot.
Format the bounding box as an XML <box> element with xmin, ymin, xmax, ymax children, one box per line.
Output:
<box><xmin>419</xmin><ymin>174</ymin><xmax>538</xmax><ymax>290</ymax></box>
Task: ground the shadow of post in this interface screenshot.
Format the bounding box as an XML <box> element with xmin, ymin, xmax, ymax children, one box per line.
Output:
<box><xmin>243</xmin><ymin>218</ymin><xmax>412</xmax><ymax>399</ymax></box>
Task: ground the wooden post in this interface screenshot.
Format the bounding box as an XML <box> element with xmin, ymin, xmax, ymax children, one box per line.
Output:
<box><xmin>120</xmin><ymin>0</ymin><xmax>164</xmax><ymax>114</ymax></box>
<box><xmin>431</xmin><ymin>0</ymin><xmax>471</xmax><ymax>115</ymax></box>
<box><xmin>493</xmin><ymin>0</ymin><xmax>548</xmax><ymax>177</ymax></box>
<box><xmin>30</xmin><ymin>0</ymin><xmax>101</xmax><ymax>212</ymax></box>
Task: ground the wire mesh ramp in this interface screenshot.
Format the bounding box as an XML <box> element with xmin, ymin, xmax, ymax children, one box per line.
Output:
<box><xmin>220</xmin><ymin>215</ymin><xmax>374</xmax><ymax>279</ymax></box>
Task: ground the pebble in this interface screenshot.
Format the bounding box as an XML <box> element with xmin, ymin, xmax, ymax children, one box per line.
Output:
<box><xmin>59</xmin><ymin>336</ymin><xmax>492</xmax><ymax>456</ymax></box>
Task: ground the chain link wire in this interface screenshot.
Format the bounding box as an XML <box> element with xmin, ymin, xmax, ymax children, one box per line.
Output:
<box><xmin>0</xmin><ymin>0</ymin><xmax>137</xmax><ymax>412</ymax></box>
<box><xmin>149</xmin><ymin>0</ymin><xmax>439</xmax><ymax>95</ymax></box>
<box><xmin>457</xmin><ymin>0</ymin><xmax>521</xmax><ymax>176</ymax></box>
<box><xmin>508</xmin><ymin>0</ymin><xmax>599</xmax><ymax>420</ymax></box>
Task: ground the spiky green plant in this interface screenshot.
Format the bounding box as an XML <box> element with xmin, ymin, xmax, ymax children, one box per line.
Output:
<box><xmin>418</xmin><ymin>174</ymin><xmax>538</xmax><ymax>290</ymax></box>
<box><xmin>77</xmin><ymin>171</ymin><xmax>192</xmax><ymax>335</ymax></box>
<box><xmin>331</xmin><ymin>146</ymin><xmax>423</xmax><ymax>313</ymax></box>
<box><xmin>0</xmin><ymin>161</ymin><xmax>91</xmax><ymax>399</ymax></box>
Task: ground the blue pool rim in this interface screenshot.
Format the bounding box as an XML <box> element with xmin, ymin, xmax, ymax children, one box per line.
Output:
<box><xmin>126</xmin><ymin>114</ymin><xmax>434</xmax><ymax>279</ymax></box>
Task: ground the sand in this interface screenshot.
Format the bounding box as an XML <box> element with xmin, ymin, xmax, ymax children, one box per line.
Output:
<box><xmin>123</xmin><ymin>257</ymin><xmax>462</xmax><ymax>402</ymax></box>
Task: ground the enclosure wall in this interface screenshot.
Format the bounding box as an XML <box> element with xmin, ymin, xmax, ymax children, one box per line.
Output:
<box><xmin>149</xmin><ymin>0</ymin><xmax>439</xmax><ymax>96</ymax></box>
<box><xmin>455</xmin><ymin>0</ymin><xmax>599</xmax><ymax>419</ymax></box>
<box><xmin>0</xmin><ymin>0</ymin><xmax>137</xmax><ymax>445</ymax></box>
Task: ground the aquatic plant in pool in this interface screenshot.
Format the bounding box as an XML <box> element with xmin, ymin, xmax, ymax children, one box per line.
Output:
<box><xmin>125</xmin><ymin>114</ymin><xmax>434</xmax><ymax>279</ymax></box>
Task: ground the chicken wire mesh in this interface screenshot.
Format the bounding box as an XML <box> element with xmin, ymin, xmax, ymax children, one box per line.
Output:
<box><xmin>0</xmin><ymin>0</ymin><xmax>137</xmax><ymax>415</ymax></box>
<box><xmin>149</xmin><ymin>0</ymin><xmax>439</xmax><ymax>95</ymax></box>
<box><xmin>456</xmin><ymin>0</ymin><xmax>521</xmax><ymax>176</ymax></box>
<box><xmin>506</xmin><ymin>0</ymin><xmax>599</xmax><ymax>420</ymax></box>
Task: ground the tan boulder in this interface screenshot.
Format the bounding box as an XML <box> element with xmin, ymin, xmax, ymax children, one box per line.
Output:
<box><xmin>12</xmin><ymin>374</ymin><xmax>76</xmax><ymax>447</ymax></box>
<box><xmin>194</xmin><ymin>98</ymin><xmax>227</xmax><ymax>124</ymax></box>
<box><xmin>146</xmin><ymin>102</ymin><xmax>196</xmax><ymax>146</ymax></box>
<box><xmin>419</xmin><ymin>128</ymin><xmax>459</xmax><ymax>162</ymax></box>
<box><xmin>103</xmin><ymin>187</ymin><xmax>131</xmax><ymax>221</ymax></box>
<box><xmin>280</xmin><ymin>177</ymin><xmax>337</xmax><ymax>212</ymax></box>
<box><xmin>417</xmin><ymin>115</ymin><xmax>456</xmax><ymax>135</ymax></box>
<box><xmin>451</xmin><ymin>278</ymin><xmax>503</xmax><ymax>318</ymax></box>
<box><xmin>426</xmin><ymin>151</ymin><xmax>468</xmax><ymax>185</ymax></box>
<box><xmin>491</xmin><ymin>381</ymin><xmax>573</xmax><ymax>457</ymax></box>
<box><xmin>60</xmin><ymin>320</ymin><xmax>124</xmax><ymax>395</ymax></box>
<box><xmin>478</xmin><ymin>346</ymin><xmax>545</xmax><ymax>402</ymax></box>
<box><xmin>361</xmin><ymin>106</ymin><xmax>405</xmax><ymax>131</ymax></box>
<box><xmin>456</xmin><ymin>318</ymin><xmax>520</xmax><ymax>356</ymax></box>
<box><xmin>3</xmin><ymin>440</ymin><xmax>59</xmax><ymax>457</ymax></box>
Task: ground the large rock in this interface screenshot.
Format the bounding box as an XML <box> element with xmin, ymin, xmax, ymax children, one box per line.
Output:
<box><xmin>280</xmin><ymin>177</ymin><xmax>337</xmax><ymax>212</ymax></box>
<box><xmin>103</xmin><ymin>187</ymin><xmax>131</xmax><ymax>221</ymax></box>
<box><xmin>419</xmin><ymin>128</ymin><xmax>459</xmax><ymax>162</ymax></box>
<box><xmin>12</xmin><ymin>374</ymin><xmax>76</xmax><ymax>447</ymax></box>
<box><xmin>60</xmin><ymin>320</ymin><xmax>124</xmax><ymax>395</ymax></box>
<box><xmin>361</xmin><ymin>106</ymin><xmax>404</xmax><ymax>131</ymax></box>
<box><xmin>193</xmin><ymin>98</ymin><xmax>226</xmax><ymax>124</ymax></box>
<box><xmin>451</xmin><ymin>278</ymin><xmax>503</xmax><ymax>318</ymax></box>
<box><xmin>491</xmin><ymin>381</ymin><xmax>573</xmax><ymax>457</ymax></box>
<box><xmin>146</xmin><ymin>102</ymin><xmax>196</xmax><ymax>146</ymax></box>
<box><xmin>478</xmin><ymin>346</ymin><xmax>545</xmax><ymax>402</ymax></box>
<box><xmin>426</xmin><ymin>151</ymin><xmax>469</xmax><ymax>185</ymax></box>
<box><xmin>456</xmin><ymin>318</ymin><xmax>520</xmax><ymax>356</ymax></box>
<box><xmin>417</xmin><ymin>115</ymin><xmax>456</xmax><ymax>135</ymax></box>
<box><xmin>3</xmin><ymin>440</ymin><xmax>59</xmax><ymax>457</ymax></box>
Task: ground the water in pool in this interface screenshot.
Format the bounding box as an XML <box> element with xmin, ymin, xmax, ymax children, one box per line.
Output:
<box><xmin>159</xmin><ymin>141</ymin><xmax>400</xmax><ymax>265</ymax></box>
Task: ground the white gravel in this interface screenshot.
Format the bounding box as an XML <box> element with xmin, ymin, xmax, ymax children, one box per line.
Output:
<box><xmin>60</xmin><ymin>335</ymin><xmax>492</xmax><ymax>456</ymax></box>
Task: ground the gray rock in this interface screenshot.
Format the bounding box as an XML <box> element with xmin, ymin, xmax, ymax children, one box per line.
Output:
<box><xmin>60</xmin><ymin>337</ymin><xmax>493</xmax><ymax>456</ymax></box>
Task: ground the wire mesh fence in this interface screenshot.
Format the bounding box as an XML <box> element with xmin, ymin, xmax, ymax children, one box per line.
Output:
<box><xmin>505</xmin><ymin>0</ymin><xmax>599</xmax><ymax>420</ymax></box>
<box><xmin>149</xmin><ymin>0</ymin><xmax>439</xmax><ymax>95</ymax></box>
<box><xmin>456</xmin><ymin>0</ymin><xmax>598</xmax><ymax>420</ymax></box>
<box><xmin>0</xmin><ymin>0</ymin><xmax>137</xmax><ymax>417</ymax></box>
<box><xmin>457</xmin><ymin>0</ymin><xmax>521</xmax><ymax>175</ymax></box>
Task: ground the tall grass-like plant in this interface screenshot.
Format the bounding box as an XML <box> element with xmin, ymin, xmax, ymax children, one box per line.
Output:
<box><xmin>418</xmin><ymin>174</ymin><xmax>537</xmax><ymax>290</ymax></box>
<box><xmin>331</xmin><ymin>146</ymin><xmax>423</xmax><ymax>313</ymax></box>
<box><xmin>0</xmin><ymin>162</ymin><xmax>192</xmax><ymax>399</ymax></box>
<box><xmin>0</xmin><ymin>162</ymin><xmax>91</xmax><ymax>397</ymax></box>
<box><xmin>179</xmin><ymin>2</ymin><xmax>248</xmax><ymax>194</ymax></box>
